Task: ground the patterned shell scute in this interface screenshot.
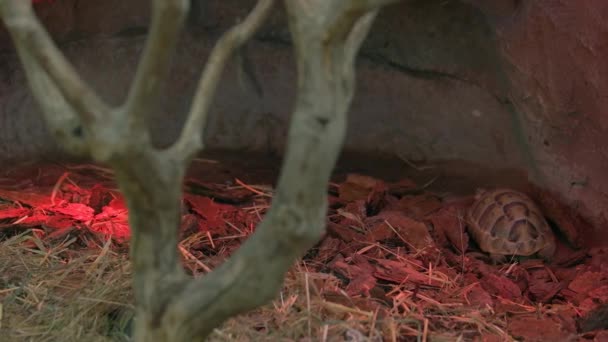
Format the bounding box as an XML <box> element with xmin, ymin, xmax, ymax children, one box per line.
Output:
<box><xmin>466</xmin><ymin>189</ymin><xmax>554</xmax><ymax>257</ymax></box>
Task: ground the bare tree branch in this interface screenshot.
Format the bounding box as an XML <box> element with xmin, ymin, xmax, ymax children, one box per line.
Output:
<box><xmin>2</xmin><ymin>0</ymin><xmax>402</xmax><ymax>340</ymax></box>
<box><xmin>123</xmin><ymin>0</ymin><xmax>189</xmax><ymax>132</ymax></box>
<box><xmin>344</xmin><ymin>11</ymin><xmax>379</xmax><ymax>66</ymax></box>
<box><xmin>153</xmin><ymin>0</ymin><xmax>387</xmax><ymax>339</ymax></box>
<box><xmin>170</xmin><ymin>0</ymin><xmax>275</xmax><ymax>161</ymax></box>
<box><xmin>12</xmin><ymin>43</ymin><xmax>89</xmax><ymax>156</ymax></box>
<box><xmin>0</xmin><ymin>0</ymin><xmax>110</xmax><ymax>127</ymax></box>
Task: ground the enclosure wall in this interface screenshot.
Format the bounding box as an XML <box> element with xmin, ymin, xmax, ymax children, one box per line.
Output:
<box><xmin>0</xmin><ymin>0</ymin><xmax>606</xmax><ymax>243</ymax></box>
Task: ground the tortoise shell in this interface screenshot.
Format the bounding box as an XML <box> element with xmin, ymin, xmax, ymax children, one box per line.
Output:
<box><xmin>466</xmin><ymin>188</ymin><xmax>556</xmax><ymax>261</ymax></box>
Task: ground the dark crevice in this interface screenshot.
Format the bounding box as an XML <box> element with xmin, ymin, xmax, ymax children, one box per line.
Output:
<box><xmin>316</xmin><ymin>117</ymin><xmax>329</xmax><ymax>126</ymax></box>
<box><xmin>253</xmin><ymin>33</ymin><xmax>512</xmax><ymax>106</ymax></box>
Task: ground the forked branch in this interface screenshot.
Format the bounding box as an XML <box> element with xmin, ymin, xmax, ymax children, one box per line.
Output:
<box><xmin>0</xmin><ymin>0</ymin><xmax>401</xmax><ymax>341</ymax></box>
<box><xmin>11</xmin><ymin>42</ymin><xmax>89</xmax><ymax>156</ymax></box>
<box><xmin>155</xmin><ymin>0</ymin><xmax>388</xmax><ymax>340</ymax></box>
<box><xmin>170</xmin><ymin>0</ymin><xmax>275</xmax><ymax>161</ymax></box>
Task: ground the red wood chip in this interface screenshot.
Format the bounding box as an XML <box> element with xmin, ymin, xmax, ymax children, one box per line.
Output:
<box><xmin>508</xmin><ymin>315</ymin><xmax>575</xmax><ymax>341</ymax></box>
<box><xmin>429</xmin><ymin>206</ymin><xmax>468</xmax><ymax>253</ymax></box>
<box><xmin>464</xmin><ymin>283</ymin><xmax>494</xmax><ymax>308</ymax></box>
<box><xmin>338</xmin><ymin>174</ymin><xmax>384</xmax><ymax>202</ymax></box>
<box><xmin>569</xmin><ymin>271</ymin><xmax>606</xmax><ymax>293</ymax></box>
<box><xmin>480</xmin><ymin>274</ymin><xmax>522</xmax><ymax>299</ymax></box>
<box><xmin>375</xmin><ymin>211</ymin><xmax>435</xmax><ymax>251</ymax></box>
<box><xmin>372</xmin><ymin>258</ymin><xmax>442</xmax><ymax>287</ymax></box>
<box><xmin>0</xmin><ymin>207</ymin><xmax>31</xmax><ymax>221</ymax></box>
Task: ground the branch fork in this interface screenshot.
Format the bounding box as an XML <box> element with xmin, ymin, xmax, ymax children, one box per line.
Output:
<box><xmin>0</xmin><ymin>0</ymin><xmax>401</xmax><ymax>340</ymax></box>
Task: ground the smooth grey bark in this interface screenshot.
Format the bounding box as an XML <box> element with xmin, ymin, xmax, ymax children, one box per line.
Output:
<box><xmin>0</xmin><ymin>0</ymin><xmax>401</xmax><ymax>340</ymax></box>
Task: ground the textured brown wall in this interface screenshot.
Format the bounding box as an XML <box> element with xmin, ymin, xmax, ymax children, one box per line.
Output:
<box><xmin>0</xmin><ymin>0</ymin><xmax>606</xmax><ymax>243</ymax></box>
<box><xmin>494</xmin><ymin>1</ymin><xmax>608</xmax><ymax>244</ymax></box>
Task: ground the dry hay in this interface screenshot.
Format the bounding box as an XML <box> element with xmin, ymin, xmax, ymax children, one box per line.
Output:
<box><xmin>0</xmin><ymin>234</ymin><xmax>512</xmax><ymax>342</ymax></box>
<box><xmin>0</xmin><ymin>162</ymin><xmax>606</xmax><ymax>341</ymax></box>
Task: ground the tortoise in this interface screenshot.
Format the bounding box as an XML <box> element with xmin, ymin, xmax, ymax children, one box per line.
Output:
<box><xmin>466</xmin><ymin>188</ymin><xmax>556</xmax><ymax>264</ymax></box>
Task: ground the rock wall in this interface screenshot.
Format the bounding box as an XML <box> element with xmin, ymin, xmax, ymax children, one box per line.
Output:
<box><xmin>0</xmin><ymin>0</ymin><xmax>606</xmax><ymax>243</ymax></box>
